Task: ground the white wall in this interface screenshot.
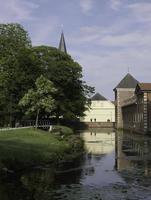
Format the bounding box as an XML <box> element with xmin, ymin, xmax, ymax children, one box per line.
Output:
<box><xmin>81</xmin><ymin>100</ymin><xmax>115</xmax><ymax>122</ymax></box>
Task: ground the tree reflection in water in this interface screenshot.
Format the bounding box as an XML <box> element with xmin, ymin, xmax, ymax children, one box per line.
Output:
<box><xmin>1</xmin><ymin>129</ymin><xmax>151</xmax><ymax>200</ymax></box>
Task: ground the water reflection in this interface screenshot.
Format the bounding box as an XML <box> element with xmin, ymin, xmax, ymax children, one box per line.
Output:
<box><xmin>21</xmin><ymin>168</ymin><xmax>55</xmax><ymax>199</ymax></box>
<box><xmin>80</xmin><ymin>129</ymin><xmax>124</xmax><ymax>186</ymax></box>
<box><xmin>1</xmin><ymin>129</ymin><xmax>151</xmax><ymax>199</ymax></box>
<box><xmin>82</xmin><ymin>130</ymin><xmax>115</xmax><ymax>155</ymax></box>
<box><xmin>0</xmin><ymin>176</ymin><xmax>30</xmax><ymax>200</ymax></box>
<box><xmin>115</xmin><ymin>131</ymin><xmax>151</xmax><ymax>176</ymax></box>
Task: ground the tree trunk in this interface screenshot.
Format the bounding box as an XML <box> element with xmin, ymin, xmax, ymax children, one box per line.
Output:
<box><xmin>35</xmin><ymin>109</ymin><xmax>39</xmax><ymax>129</ymax></box>
<box><xmin>56</xmin><ymin>114</ymin><xmax>60</xmax><ymax>125</ymax></box>
<box><xmin>56</xmin><ymin>106</ymin><xmax>60</xmax><ymax>125</ymax></box>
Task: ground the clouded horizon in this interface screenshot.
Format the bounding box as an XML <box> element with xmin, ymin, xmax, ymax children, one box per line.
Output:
<box><xmin>0</xmin><ymin>0</ymin><xmax>151</xmax><ymax>100</ymax></box>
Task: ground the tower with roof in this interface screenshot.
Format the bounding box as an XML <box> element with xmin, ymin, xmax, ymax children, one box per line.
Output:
<box><xmin>113</xmin><ymin>73</ymin><xmax>139</xmax><ymax>129</ymax></box>
<box><xmin>58</xmin><ymin>32</ymin><xmax>67</xmax><ymax>53</ymax></box>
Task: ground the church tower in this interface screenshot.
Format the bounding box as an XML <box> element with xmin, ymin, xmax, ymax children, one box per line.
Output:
<box><xmin>58</xmin><ymin>32</ymin><xmax>67</xmax><ymax>53</ymax></box>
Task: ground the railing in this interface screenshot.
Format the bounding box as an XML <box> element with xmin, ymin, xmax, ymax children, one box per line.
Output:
<box><xmin>20</xmin><ymin>120</ymin><xmax>52</xmax><ymax>128</ymax></box>
<box><xmin>0</xmin><ymin>120</ymin><xmax>52</xmax><ymax>131</ymax></box>
<box><xmin>0</xmin><ymin>126</ymin><xmax>32</xmax><ymax>131</ymax></box>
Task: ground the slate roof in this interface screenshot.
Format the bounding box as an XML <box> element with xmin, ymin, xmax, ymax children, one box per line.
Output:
<box><xmin>114</xmin><ymin>73</ymin><xmax>139</xmax><ymax>90</ymax></box>
<box><xmin>58</xmin><ymin>32</ymin><xmax>67</xmax><ymax>53</ymax></box>
<box><xmin>91</xmin><ymin>93</ymin><xmax>107</xmax><ymax>101</ymax></box>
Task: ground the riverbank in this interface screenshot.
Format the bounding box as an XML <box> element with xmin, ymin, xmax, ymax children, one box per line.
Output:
<box><xmin>0</xmin><ymin>128</ymin><xmax>84</xmax><ymax>172</ymax></box>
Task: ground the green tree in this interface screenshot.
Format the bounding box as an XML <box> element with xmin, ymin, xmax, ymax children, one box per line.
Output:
<box><xmin>0</xmin><ymin>23</ymin><xmax>41</xmax><ymax>127</ymax></box>
<box><xmin>19</xmin><ymin>75</ymin><xmax>57</xmax><ymax>128</ymax></box>
<box><xmin>33</xmin><ymin>46</ymin><xmax>94</xmax><ymax>122</ymax></box>
<box><xmin>0</xmin><ymin>23</ymin><xmax>31</xmax><ymax>54</ymax></box>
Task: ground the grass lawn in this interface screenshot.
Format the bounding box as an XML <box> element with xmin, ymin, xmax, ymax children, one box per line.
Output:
<box><xmin>0</xmin><ymin>128</ymin><xmax>70</xmax><ymax>171</ymax></box>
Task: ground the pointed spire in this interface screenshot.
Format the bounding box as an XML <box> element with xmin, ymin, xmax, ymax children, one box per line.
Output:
<box><xmin>58</xmin><ymin>32</ymin><xmax>67</xmax><ymax>53</ymax></box>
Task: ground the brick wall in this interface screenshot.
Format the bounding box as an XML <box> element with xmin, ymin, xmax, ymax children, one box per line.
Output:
<box><xmin>115</xmin><ymin>88</ymin><xmax>135</xmax><ymax>129</ymax></box>
<box><xmin>122</xmin><ymin>92</ymin><xmax>151</xmax><ymax>134</ymax></box>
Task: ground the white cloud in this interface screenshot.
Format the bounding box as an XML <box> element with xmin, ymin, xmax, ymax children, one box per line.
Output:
<box><xmin>69</xmin><ymin>21</ymin><xmax>151</xmax><ymax>99</ymax></box>
<box><xmin>68</xmin><ymin>26</ymin><xmax>115</xmax><ymax>45</ymax></box>
<box><xmin>110</xmin><ymin>0</ymin><xmax>122</xmax><ymax>10</ymax></box>
<box><xmin>70</xmin><ymin>46</ymin><xmax>151</xmax><ymax>99</ymax></box>
<box><xmin>0</xmin><ymin>0</ymin><xmax>39</xmax><ymax>23</ymax></box>
<box><xmin>69</xmin><ymin>21</ymin><xmax>151</xmax><ymax>49</ymax></box>
<box><xmin>79</xmin><ymin>0</ymin><xmax>93</xmax><ymax>14</ymax></box>
<box><xmin>99</xmin><ymin>32</ymin><xmax>151</xmax><ymax>47</ymax></box>
<box><xmin>127</xmin><ymin>2</ymin><xmax>151</xmax><ymax>22</ymax></box>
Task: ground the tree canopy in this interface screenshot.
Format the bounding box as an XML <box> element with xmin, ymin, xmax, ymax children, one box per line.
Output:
<box><xmin>19</xmin><ymin>75</ymin><xmax>56</xmax><ymax>127</ymax></box>
<box><xmin>0</xmin><ymin>24</ymin><xmax>41</xmax><ymax>126</ymax></box>
<box><xmin>33</xmin><ymin>46</ymin><xmax>94</xmax><ymax>121</ymax></box>
<box><xmin>0</xmin><ymin>23</ymin><xmax>94</xmax><ymax>127</ymax></box>
<box><xmin>0</xmin><ymin>23</ymin><xmax>31</xmax><ymax>56</ymax></box>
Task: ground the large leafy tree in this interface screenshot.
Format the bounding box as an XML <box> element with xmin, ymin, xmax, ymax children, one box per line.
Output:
<box><xmin>0</xmin><ymin>23</ymin><xmax>41</xmax><ymax>127</ymax></box>
<box><xmin>19</xmin><ymin>75</ymin><xmax>57</xmax><ymax>128</ymax></box>
<box><xmin>33</xmin><ymin>46</ymin><xmax>94</xmax><ymax>122</ymax></box>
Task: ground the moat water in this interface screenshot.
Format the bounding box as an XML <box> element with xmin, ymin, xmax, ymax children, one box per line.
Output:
<box><xmin>1</xmin><ymin>129</ymin><xmax>151</xmax><ymax>200</ymax></box>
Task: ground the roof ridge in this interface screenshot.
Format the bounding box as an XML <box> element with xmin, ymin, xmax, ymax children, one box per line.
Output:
<box><xmin>114</xmin><ymin>73</ymin><xmax>139</xmax><ymax>90</ymax></box>
<box><xmin>91</xmin><ymin>92</ymin><xmax>107</xmax><ymax>101</ymax></box>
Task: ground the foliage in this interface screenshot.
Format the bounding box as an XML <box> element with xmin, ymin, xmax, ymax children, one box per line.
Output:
<box><xmin>51</xmin><ymin>125</ymin><xmax>73</xmax><ymax>137</ymax></box>
<box><xmin>67</xmin><ymin>135</ymin><xmax>84</xmax><ymax>153</ymax></box>
<box><xmin>33</xmin><ymin>46</ymin><xmax>94</xmax><ymax>121</ymax></box>
<box><xmin>0</xmin><ymin>23</ymin><xmax>31</xmax><ymax>55</ymax></box>
<box><xmin>50</xmin><ymin>125</ymin><xmax>84</xmax><ymax>159</ymax></box>
<box><xmin>0</xmin><ymin>23</ymin><xmax>41</xmax><ymax>126</ymax></box>
<box><xmin>0</xmin><ymin>23</ymin><xmax>94</xmax><ymax>126</ymax></box>
<box><xmin>19</xmin><ymin>75</ymin><xmax>57</xmax><ymax>126</ymax></box>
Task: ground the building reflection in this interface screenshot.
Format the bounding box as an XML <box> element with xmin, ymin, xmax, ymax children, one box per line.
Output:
<box><xmin>81</xmin><ymin>128</ymin><xmax>151</xmax><ymax>177</ymax></box>
<box><xmin>115</xmin><ymin>130</ymin><xmax>151</xmax><ymax>176</ymax></box>
<box><xmin>80</xmin><ymin>128</ymin><xmax>115</xmax><ymax>155</ymax></box>
<box><xmin>80</xmin><ymin>128</ymin><xmax>124</xmax><ymax>185</ymax></box>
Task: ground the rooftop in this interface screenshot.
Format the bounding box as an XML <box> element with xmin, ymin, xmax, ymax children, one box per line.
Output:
<box><xmin>137</xmin><ymin>83</ymin><xmax>151</xmax><ymax>91</ymax></box>
<box><xmin>91</xmin><ymin>93</ymin><xmax>107</xmax><ymax>101</ymax></box>
<box><xmin>114</xmin><ymin>73</ymin><xmax>139</xmax><ymax>90</ymax></box>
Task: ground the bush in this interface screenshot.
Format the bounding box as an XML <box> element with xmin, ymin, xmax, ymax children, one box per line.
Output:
<box><xmin>51</xmin><ymin>125</ymin><xmax>73</xmax><ymax>137</ymax></box>
<box><xmin>67</xmin><ymin>135</ymin><xmax>84</xmax><ymax>152</ymax></box>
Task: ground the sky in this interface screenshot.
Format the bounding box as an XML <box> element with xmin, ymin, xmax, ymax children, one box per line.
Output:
<box><xmin>0</xmin><ymin>0</ymin><xmax>151</xmax><ymax>100</ymax></box>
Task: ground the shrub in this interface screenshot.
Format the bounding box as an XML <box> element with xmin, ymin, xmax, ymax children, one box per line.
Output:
<box><xmin>67</xmin><ymin>135</ymin><xmax>84</xmax><ymax>152</ymax></box>
<box><xmin>51</xmin><ymin>125</ymin><xmax>73</xmax><ymax>137</ymax></box>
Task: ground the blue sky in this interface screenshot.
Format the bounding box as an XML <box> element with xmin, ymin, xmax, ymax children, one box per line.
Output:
<box><xmin>1</xmin><ymin>0</ymin><xmax>151</xmax><ymax>100</ymax></box>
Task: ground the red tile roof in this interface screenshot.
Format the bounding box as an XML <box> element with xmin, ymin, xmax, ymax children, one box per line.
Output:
<box><xmin>138</xmin><ymin>83</ymin><xmax>151</xmax><ymax>91</ymax></box>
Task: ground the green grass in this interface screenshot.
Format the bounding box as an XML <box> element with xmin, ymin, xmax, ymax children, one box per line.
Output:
<box><xmin>0</xmin><ymin>128</ymin><xmax>70</xmax><ymax>171</ymax></box>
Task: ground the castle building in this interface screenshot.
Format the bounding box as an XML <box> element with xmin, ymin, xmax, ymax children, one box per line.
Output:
<box><xmin>113</xmin><ymin>73</ymin><xmax>139</xmax><ymax>129</ymax></box>
<box><xmin>122</xmin><ymin>83</ymin><xmax>151</xmax><ymax>134</ymax></box>
<box><xmin>81</xmin><ymin>93</ymin><xmax>115</xmax><ymax>123</ymax></box>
